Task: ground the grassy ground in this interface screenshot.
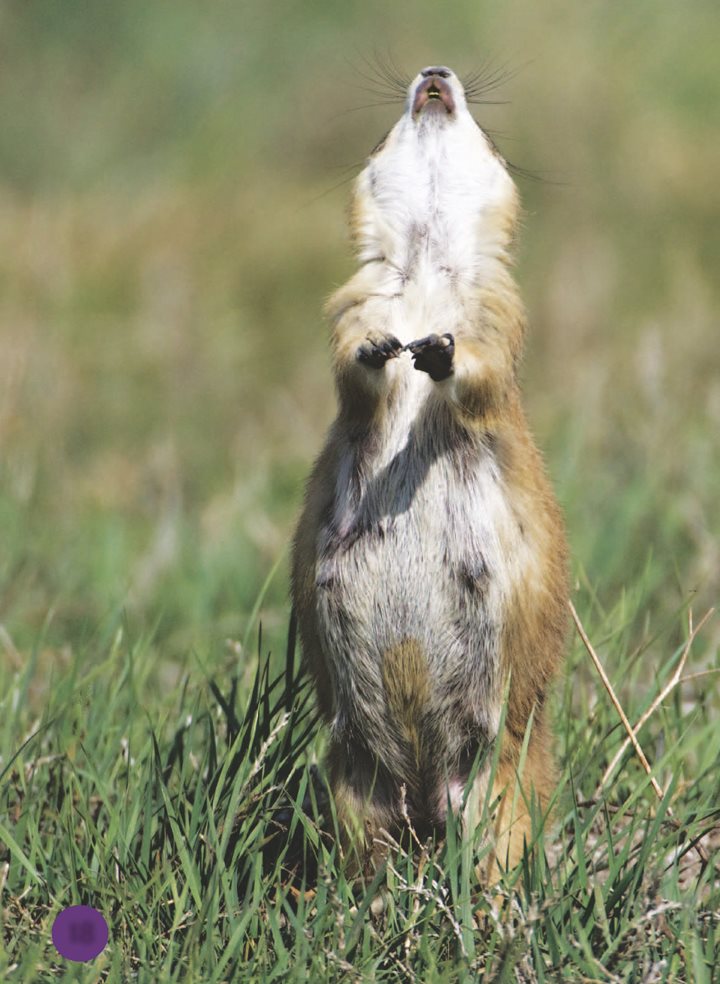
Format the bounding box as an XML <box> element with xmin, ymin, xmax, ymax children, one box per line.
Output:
<box><xmin>1</xmin><ymin>603</ymin><xmax>718</xmax><ymax>981</ymax></box>
<box><xmin>1</xmin><ymin>1</ymin><xmax>719</xmax><ymax>980</ymax></box>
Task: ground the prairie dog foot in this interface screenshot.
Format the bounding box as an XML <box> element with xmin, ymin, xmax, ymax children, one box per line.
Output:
<box><xmin>357</xmin><ymin>332</ymin><xmax>403</xmax><ymax>369</ymax></box>
<box><xmin>406</xmin><ymin>333</ymin><xmax>455</xmax><ymax>381</ymax></box>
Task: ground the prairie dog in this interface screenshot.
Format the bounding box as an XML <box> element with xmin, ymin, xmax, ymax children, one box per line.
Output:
<box><xmin>291</xmin><ymin>66</ymin><xmax>568</xmax><ymax>877</ymax></box>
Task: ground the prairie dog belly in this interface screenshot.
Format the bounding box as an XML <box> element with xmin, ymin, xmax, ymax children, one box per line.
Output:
<box><xmin>314</xmin><ymin>375</ymin><xmax>528</xmax><ymax>770</ymax></box>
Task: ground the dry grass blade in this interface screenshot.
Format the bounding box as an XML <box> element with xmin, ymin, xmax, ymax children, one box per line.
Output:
<box><xmin>569</xmin><ymin>600</ymin><xmax>715</xmax><ymax>868</ymax></box>
<box><xmin>597</xmin><ymin>607</ymin><xmax>715</xmax><ymax>795</ymax></box>
<box><xmin>568</xmin><ymin>599</ymin><xmax>665</xmax><ymax>801</ymax></box>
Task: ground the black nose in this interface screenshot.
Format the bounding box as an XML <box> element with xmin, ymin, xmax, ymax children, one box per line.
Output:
<box><xmin>421</xmin><ymin>66</ymin><xmax>451</xmax><ymax>79</ymax></box>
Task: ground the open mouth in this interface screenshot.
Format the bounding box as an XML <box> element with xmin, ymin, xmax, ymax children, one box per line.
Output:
<box><xmin>412</xmin><ymin>76</ymin><xmax>455</xmax><ymax>116</ymax></box>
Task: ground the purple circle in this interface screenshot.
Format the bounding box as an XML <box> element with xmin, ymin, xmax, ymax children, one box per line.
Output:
<box><xmin>52</xmin><ymin>905</ymin><xmax>108</xmax><ymax>962</ymax></box>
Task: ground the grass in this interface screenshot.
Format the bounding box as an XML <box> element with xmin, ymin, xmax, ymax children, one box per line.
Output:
<box><xmin>1</xmin><ymin>595</ymin><xmax>718</xmax><ymax>981</ymax></box>
<box><xmin>1</xmin><ymin>1</ymin><xmax>719</xmax><ymax>979</ymax></box>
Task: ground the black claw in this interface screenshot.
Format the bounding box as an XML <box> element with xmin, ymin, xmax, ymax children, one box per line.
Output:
<box><xmin>406</xmin><ymin>333</ymin><xmax>455</xmax><ymax>381</ymax></box>
<box><xmin>357</xmin><ymin>333</ymin><xmax>403</xmax><ymax>369</ymax></box>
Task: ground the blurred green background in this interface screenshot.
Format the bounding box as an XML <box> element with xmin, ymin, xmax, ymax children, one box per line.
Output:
<box><xmin>1</xmin><ymin>0</ymin><xmax>718</xmax><ymax>694</ymax></box>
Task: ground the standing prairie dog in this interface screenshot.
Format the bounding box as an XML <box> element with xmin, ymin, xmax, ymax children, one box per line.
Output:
<box><xmin>291</xmin><ymin>66</ymin><xmax>568</xmax><ymax>878</ymax></box>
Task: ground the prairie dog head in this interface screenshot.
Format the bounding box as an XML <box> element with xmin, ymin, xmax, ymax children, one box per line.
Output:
<box><xmin>350</xmin><ymin>66</ymin><xmax>519</xmax><ymax>279</ymax></box>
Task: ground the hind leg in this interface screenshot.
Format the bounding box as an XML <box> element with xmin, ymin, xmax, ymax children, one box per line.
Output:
<box><xmin>464</xmin><ymin>727</ymin><xmax>555</xmax><ymax>884</ymax></box>
<box><xmin>326</xmin><ymin>746</ymin><xmax>400</xmax><ymax>882</ymax></box>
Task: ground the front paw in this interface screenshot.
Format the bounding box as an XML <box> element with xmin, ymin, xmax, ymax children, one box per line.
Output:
<box><xmin>406</xmin><ymin>333</ymin><xmax>455</xmax><ymax>381</ymax></box>
<box><xmin>356</xmin><ymin>332</ymin><xmax>403</xmax><ymax>369</ymax></box>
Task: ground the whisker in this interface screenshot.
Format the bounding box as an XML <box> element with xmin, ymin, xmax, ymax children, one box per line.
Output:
<box><xmin>354</xmin><ymin>51</ymin><xmax>407</xmax><ymax>95</ymax></box>
<box><xmin>376</xmin><ymin>48</ymin><xmax>412</xmax><ymax>89</ymax></box>
<box><xmin>464</xmin><ymin>59</ymin><xmax>532</xmax><ymax>100</ymax></box>
<box><xmin>506</xmin><ymin>160</ymin><xmax>567</xmax><ymax>187</ymax></box>
<box><xmin>345</xmin><ymin>55</ymin><xmax>404</xmax><ymax>99</ymax></box>
<box><xmin>326</xmin><ymin>101</ymin><xmax>403</xmax><ymax>122</ymax></box>
<box><xmin>463</xmin><ymin>57</ymin><xmax>529</xmax><ymax>100</ymax></box>
<box><xmin>384</xmin><ymin>49</ymin><xmax>411</xmax><ymax>89</ymax></box>
<box><xmin>297</xmin><ymin>166</ymin><xmax>363</xmax><ymax>211</ymax></box>
<box><xmin>462</xmin><ymin>57</ymin><xmax>499</xmax><ymax>89</ymax></box>
<box><xmin>463</xmin><ymin>60</ymin><xmax>507</xmax><ymax>92</ymax></box>
<box><xmin>464</xmin><ymin>55</ymin><xmax>514</xmax><ymax>84</ymax></box>
<box><xmin>465</xmin><ymin>98</ymin><xmax>511</xmax><ymax>107</ymax></box>
<box><xmin>351</xmin><ymin>80</ymin><xmax>405</xmax><ymax>102</ymax></box>
<box><xmin>482</xmin><ymin>128</ymin><xmax>516</xmax><ymax>142</ymax></box>
<box><xmin>372</xmin><ymin>50</ymin><xmax>409</xmax><ymax>91</ymax></box>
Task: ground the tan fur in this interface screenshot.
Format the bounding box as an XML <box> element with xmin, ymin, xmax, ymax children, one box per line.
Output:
<box><xmin>381</xmin><ymin>638</ymin><xmax>431</xmax><ymax>767</ymax></box>
<box><xmin>291</xmin><ymin>66</ymin><xmax>568</xmax><ymax>884</ymax></box>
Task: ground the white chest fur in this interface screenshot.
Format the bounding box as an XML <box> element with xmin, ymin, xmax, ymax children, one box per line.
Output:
<box><xmin>355</xmin><ymin>111</ymin><xmax>514</xmax><ymax>291</ymax></box>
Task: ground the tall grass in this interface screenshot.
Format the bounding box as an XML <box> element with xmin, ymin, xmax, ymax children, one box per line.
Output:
<box><xmin>1</xmin><ymin>597</ymin><xmax>718</xmax><ymax>980</ymax></box>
